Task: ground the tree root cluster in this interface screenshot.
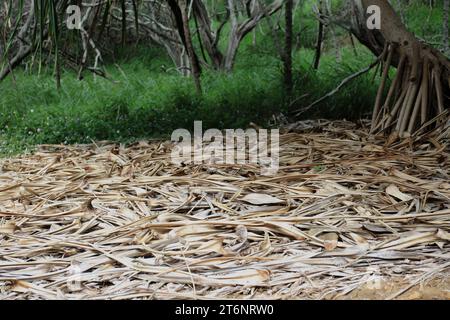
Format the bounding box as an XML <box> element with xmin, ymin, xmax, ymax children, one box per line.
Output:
<box><xmin>370</xmin><ymin>43</ymin><xmax>450</xmax><ymax>139</ymax></box>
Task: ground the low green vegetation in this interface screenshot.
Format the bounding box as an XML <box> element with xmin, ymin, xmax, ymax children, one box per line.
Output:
<box><xmin>0</xmin><ymin>1</ymin><xmax>444</xmax><ymax>156</ymax></box>
<box><xmin>0</xmin><ymin>46</ymin><xmax>378</xmax><ymax>156</ymax></box>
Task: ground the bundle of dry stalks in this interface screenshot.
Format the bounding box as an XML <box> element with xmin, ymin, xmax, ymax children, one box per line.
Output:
<box><xmin>0</xmin><ymin>120</ymin><xmax>449</xmax><ymax>299</ymax></box>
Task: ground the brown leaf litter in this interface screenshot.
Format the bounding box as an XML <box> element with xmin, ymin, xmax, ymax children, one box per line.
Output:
<box><xmin>0</xmin><ymin>120</ymin><xmax>449</xmax><ymax>299</ymax></box>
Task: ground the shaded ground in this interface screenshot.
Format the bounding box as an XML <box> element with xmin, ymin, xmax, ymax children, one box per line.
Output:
<box><xmin>0</xmin><ymin>120</ymin><xmax>449</xmax><ymax>299</ymax></box>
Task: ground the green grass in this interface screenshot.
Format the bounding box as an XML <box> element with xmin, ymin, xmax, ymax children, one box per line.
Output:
<box><xmin>0</xmin><ymin>2</ymin><xmax>445</xmax><ymax>156</ymax></box>
<box><xmin>0</xmin><ymin>56</ymin><xmax>284</xmax><ymax>155</ymax></box>
<box><xmin>0</xmin><ymin>46</ymin><xmax>378</xmax><ymax>156</ymax></box>
<box><xmin>404</xmin><ymin>2</ymin><xmax>446</xmax><ymax>48</ymax></box>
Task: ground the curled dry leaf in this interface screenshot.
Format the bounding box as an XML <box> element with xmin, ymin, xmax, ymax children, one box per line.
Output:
<box><xmin>437</xmin><ymin>229</ymin><xmax>450</xmax><ymax>241</ymax></box>
<box><xmin>241</xmin><ymin>193</ymin><xmax>284</xmax><ymax>205</ymax></box>
<box><xmin>386</xmin><ymin>184</ymin><xmax>413</xmax><ymax>202</ymax></box>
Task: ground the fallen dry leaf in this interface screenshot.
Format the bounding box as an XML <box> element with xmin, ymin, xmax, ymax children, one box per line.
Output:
<box><xmin>241</xmin><ymin>193</ymin><xmax>284</xmax><ymax>205</ymax></box>
<box><xmin>320</xmin><ymin>233</ymin><xmax>339</xmax><ymax>251</ymax></box>
<box><xmin>386</xmin><ymin>184</ymin><xmax>413</xmax><ymax>202</ymax></box>
<box><xmin>0</xmin><ymin>222</ymin><xmax>17</xmax><ymax>235</ymax></box>
<box><xmin>0</xmin><ymin>119</ymin><xmax>448</xmax><ymax>300</ymax></box>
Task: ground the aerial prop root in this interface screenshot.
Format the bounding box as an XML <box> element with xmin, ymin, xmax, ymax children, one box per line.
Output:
<box><xmin>371</xmin><ymin>42</ymin><xmax>450</xmax><ymax>139</ymax></box>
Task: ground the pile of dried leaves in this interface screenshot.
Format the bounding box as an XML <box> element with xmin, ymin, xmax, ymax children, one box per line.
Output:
<box><xmin>0</xmin><ymin>120</ymin><xmax>449</xmax><ymax>299</ymax></box>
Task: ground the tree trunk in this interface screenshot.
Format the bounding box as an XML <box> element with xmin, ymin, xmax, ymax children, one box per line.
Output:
<box><xmin>0</xmin><ymin>0</ymin><xmax>35</xmax><ymax>82</ymax></box>
<box><xmin>180</xmin><ymin>1</ymin><xmax>202</xmax><ymax>94</ymax></box>
<box><xmin>192</xmin><ymin>0</ymin><xmax>223</xmax><ymax>69</ymax></box>
<box><xmin>340</xmin><ymin>0</ymin><xmax>450</xmax><ymax>138</ymax></box>
<box><xmin>193</xmin><ymin>0</ymin><xmax>284</xmax><ymax>72</ymax></box>
<box><xmin>224</xmin><ymin>0</ymin><xmax>241</xmax><ymax>72</ymax></box>
<box><xmin>169</xmin><ymin>0</ymin><xmax>202</xmax><ymax>93</ymax></box>
<box><xmin>284</xmin><ymin>0</ymin><xmax>293</xmax><ymax>97</ymax></box>
<box><xmin>313</xmin><ymin>0</ymin><xmax>324</xmax><ymax>69</ymax></box>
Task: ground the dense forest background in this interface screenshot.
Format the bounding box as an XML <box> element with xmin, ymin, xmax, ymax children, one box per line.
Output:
<box><xmin>0</xmin><ymin>0</ymin><xmax>448</xmax><ymax>155</ymax></box>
